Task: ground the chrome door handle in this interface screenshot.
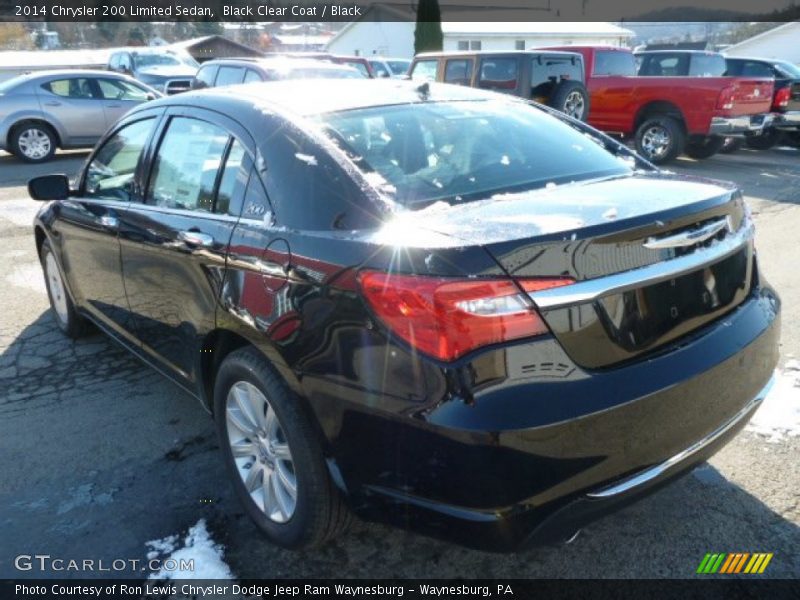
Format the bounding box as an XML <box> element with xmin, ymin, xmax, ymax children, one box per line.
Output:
<box><xmin>99</xmin><ymin>215</ymin><xmax>118</xmax><ymax>229</ymax></box>
<box><xmin>44</xmin><ymin>101</ymin><xmax>61</xmax><ymax>106</ymax></box>
<box><xmin>178</xmin><ymin>230</ymin><xmax>214</xmax><ymax>248</ymax></box>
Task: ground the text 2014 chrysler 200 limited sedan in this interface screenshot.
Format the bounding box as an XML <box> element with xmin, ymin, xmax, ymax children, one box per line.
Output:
<box><xmin>29</xmin><ymin>80</ymin><xmax>779</xmax><ymax>551</ymax></box>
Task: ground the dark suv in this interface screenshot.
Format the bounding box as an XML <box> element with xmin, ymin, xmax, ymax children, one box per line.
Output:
<box><xmin>191</xmin><ymin>57</ymin><xmax>364</xmax><ymax>89</ymax></box>
<box><xmin>409</xmin><ymin>50</ymin><xmax>590</xmax><ymax>120</ymax></box>
<box><xmin>108</xmin><ymin>48</ymin><xmax>198</xmax><ymax>95</ymax></box>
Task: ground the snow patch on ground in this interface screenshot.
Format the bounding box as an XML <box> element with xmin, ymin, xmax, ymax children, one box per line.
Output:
<box><xmin>147</xmin><ymin>519</ymin><xmax>234</xmax><ymax>580</ymax></box>
<box><xmin>745</xmin><ymin>370</ymin><xmax>800</xmax><ymax>443</ymax></box>
<box><xmin>0</xmin><ymin>198</ymin><xmax>40</xmax><ymax>227</ymax></box>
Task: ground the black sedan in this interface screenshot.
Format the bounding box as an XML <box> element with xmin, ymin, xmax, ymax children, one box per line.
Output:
<box><xmin>28</xmin><ymin>80</ymin><xmax>779</xmax><ymax>551</ymax></box>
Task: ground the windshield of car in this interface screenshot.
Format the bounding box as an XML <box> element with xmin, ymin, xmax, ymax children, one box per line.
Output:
<box><xmin>386</xmin><ymin>60</ymin><xmax>411</xmax><ymax>75</ymax></box>
<box><xmin>319</xmin><ymin>100</ymin><xmax>631</xmax><ymax>208</ymax></box>
<box><xmin>775</xmin><ymin>61</ymin><xmax>800</xmax><ymax>78</ymax></box>
<box><xmin>133</xmin><ymin>52</ymin><xmax>199</xmax><ymax>69</ymax></box>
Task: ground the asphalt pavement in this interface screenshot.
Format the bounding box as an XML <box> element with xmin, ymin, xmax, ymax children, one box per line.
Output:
<box><xmin>0</xmin><ymin>146</ymin><xmax>797</xmax><ymax>579</ymax></box>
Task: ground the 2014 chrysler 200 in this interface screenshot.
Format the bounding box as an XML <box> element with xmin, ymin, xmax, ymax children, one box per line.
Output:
<box><xmin>29</xmin><ymin>80</ymin><xmax>779</xmax><ymax>551</ymax></box>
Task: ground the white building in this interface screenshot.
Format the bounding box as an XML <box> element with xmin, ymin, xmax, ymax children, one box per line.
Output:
<box><xmin>326</xmin><ymin>7</ymin><xmax>633</xmax><ymax>58</ymax></box>
<box><xmin>441</xmin><ymin>22</ymin><xmax>633</xmax><ymax>53</ymax></box>
<box><xmin>724</xmin><ymin>22</ymin><xmax>800</xmax><ymax>64</ymax></box>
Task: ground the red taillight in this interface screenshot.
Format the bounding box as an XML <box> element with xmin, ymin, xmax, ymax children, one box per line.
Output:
<box><xmin>716</xmin><ymin>85</ymin><xmax>736</xmax><ymax>111</ymax></box>
<box><xmin>773</xmin><ymin>87</ymin><xmax>791</xmax><ymax>110</ymax></box>
<box><xmin>357</xmin><ymin>271</ymin><xmax>573</xmax><ymax>361</ymax></box>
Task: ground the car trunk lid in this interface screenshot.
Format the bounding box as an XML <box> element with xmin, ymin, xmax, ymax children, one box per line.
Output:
<box><xmin>405</xmin><ymin>173</ymin><xmax>753</xmax><ymax>368</ymax></box>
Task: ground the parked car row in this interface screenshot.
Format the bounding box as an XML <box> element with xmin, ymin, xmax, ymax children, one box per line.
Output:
<box><xmin>409</xmin><ymin>47</ymin><xmax>788</xmax><ymax>164</ymax></box>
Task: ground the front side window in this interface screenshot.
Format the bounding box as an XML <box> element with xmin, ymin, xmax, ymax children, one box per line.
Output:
<box><xmin>85</xmin><ymin>118</ymin><xmax>155</xmax><ymax>201</ymax></box>
<box><xmin>42</xmin><ymin>78</ymin><xmax>95</xmax><ymax>99</ymax></box>
<box><xmin>638</xmin><ymin>54</ymin><xmax>687</xmax><ymax>76</ymax></box>
<box><xmin>319</xmin><ymin>100</ymin><xmax>630</xmax><ymax>209</ymax></box>
<box><xmin>410</xmin><ymin>60</ymin><xmax>438</xmax><ymax>81</ymax></box>
<box><xmin>444</xmin><ymin>59</ymin><xmax>474</xmax><ymax>86</ymax></box>
<box><xmin>593</xmin><ymin>51</ymin><xmax>636</xmax><ymax>76</ymax></box>
<box><xmin>147</xmin><ymin>117</ymin><xmax>229</xmax><ymax>212</ymax></box>
<box><xmin>97</xmin><ymin>78</ymin><xmax>149</xmax><ymax>101</ymax></box>
<box><xmin>478</xmin><ymin>58</ymin><xmax>519</xmax><ymax>90</ymax></box>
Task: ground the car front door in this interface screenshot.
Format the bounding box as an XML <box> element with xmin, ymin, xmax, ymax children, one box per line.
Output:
<box><xmin>95</xmin><ymin>77</ymin><xmax>153</xmax><ymax>128</ymax></box>
<box><xmin>118</xmin><ymin>107</ymin><xmax>252</xmax><ymax>387</ymax></box>
<box><xmin>54</xmin><ymin>114</ymin><xmax>161</xmax><ymax>344</ymax></box>
<box><xmin>35</xmin><ymin>77</ymin><xmax>107</xmax><ymax>145</ymax></box>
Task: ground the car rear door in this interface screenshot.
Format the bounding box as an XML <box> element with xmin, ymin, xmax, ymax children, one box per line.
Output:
<box><xmin>55</xmin><ymin>112</ymin><xmax>161</xmax><ymax>343</ymax></box>
<box><xmin>35</xmin><ymin>76</ymin><xmax>107</xmax><ymax>144</ymax></box>
<box><xmin>117</xmin><ymin>107</ymin><xmax>253</xmax><ymax>387</ymax></box>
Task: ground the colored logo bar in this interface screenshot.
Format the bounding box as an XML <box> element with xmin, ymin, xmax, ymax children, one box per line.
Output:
<box><xmin>697</xmin><ymin>553</ymin><xmax>773</xmax><ymax>574</ymax></box>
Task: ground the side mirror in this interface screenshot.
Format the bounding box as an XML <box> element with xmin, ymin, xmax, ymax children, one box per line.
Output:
<box><xmin>28</xmin><ymin>174</ymin><xmax>71</xmax><ymax>201</ymax></box>
<box><xmin>145</xmin><ymin>92</ymin><xmax>157</xmax><ymax>101</ymax></box>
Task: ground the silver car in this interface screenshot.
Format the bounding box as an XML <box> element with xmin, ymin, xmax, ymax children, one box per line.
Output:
<box><xmin>0</xmin><ymin>70</ymin><xmax>160</xmax><ymax>162</ymax></box>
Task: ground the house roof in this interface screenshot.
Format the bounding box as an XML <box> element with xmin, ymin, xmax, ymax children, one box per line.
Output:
<box><xmin>724</xmin><ymin>21</ymin><xmax>800</xmax><ymax>52</ymax></box>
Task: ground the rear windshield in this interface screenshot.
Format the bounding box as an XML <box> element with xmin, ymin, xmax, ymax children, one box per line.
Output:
<box><xmin>318</xmin><ymin>100</ymin><xmax>630</xmax><ymax>208</ymax></box>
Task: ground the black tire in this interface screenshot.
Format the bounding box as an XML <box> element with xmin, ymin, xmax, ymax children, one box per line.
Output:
<box><xmin>40</xmin><ymin>239</ymin><xmax>87</xmax><ymax>338</ymax></box>
<box><xmin>684</xmin><ymin>135</ymin><xmax>725</xmax><ymax>160</ymax></box>
<box><xmin>214</xmin><ymin>347</ymin><xmax>351</xmax><ymax>549</ymax></box>
<box><xmin>547</xmin><ymin>80</ymin><xmax>590</xmax><ymax>121</ymax></box>
<box><xmin>10</xmin><ymin>121</ymin><xmax>57</xmax><ymax>163</ymax></box>
<box><xmin>745</xmin><ymin>128</ymin><xmax>783</xmax><ymax>150</ymax></box>
<box><xmin>719</xmin><ymin>137</ymin><xmax>743</xmax><ymax>154</ymax></box>
<box><xmin>634</xmin><ymin>116</ymin><xmax>686</xmax><ymax>164</ymax></box>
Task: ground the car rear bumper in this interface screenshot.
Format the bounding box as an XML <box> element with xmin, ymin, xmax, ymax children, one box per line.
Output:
<box><xmin>773</xmin><ymin>110</ymin><xmax>800</xmax><ymax>130</ymax></box>
<box><xmin>341</xmin><ymin>284</ymin><xmax>780</xmax><ymax>551</ymax></box>
<box><xmin>709</xmin><ymin>113</ymin><xmax>773</xmax><ymax>135</ymax></box>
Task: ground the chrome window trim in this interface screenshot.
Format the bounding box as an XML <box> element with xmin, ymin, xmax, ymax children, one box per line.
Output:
<box><xmin>529</xmin><ymin>220</ymin><xmax>753</xmax><ymax>310</ymax></box>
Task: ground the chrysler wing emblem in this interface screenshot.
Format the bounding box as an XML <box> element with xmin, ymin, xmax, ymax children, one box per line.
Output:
<box><xmin>643</xmin><ymin>217</ymin><xmax>733</xmax><ymax>250</ymax></box>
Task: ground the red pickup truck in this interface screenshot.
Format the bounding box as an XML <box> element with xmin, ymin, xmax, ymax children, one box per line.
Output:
<box><xmin>543</xmin><ymin>46</ymin><xmax>774</xmax><ymax>163</ymax></box>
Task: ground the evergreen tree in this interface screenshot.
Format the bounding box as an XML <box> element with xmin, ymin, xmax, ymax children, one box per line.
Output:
<box><xmin>414</xmin><ymin>0</ymin><xmax>443</xmax><ymax>54</ymax></box>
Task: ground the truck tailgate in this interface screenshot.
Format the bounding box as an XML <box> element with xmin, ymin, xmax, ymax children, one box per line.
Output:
<box><xmin>727</xmin><ymin>78</ymin><xmax>774</xmax><ymax>116</ymax></box>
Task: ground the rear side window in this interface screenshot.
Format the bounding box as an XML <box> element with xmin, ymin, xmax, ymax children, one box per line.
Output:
<box><xmin>411</xmin><ymin>60</ymin><xmax>438</xmax><ymax>81</ymax></box>
<box><xmin>727</xmin><ymin>60</ymin><xmax>773</xmax><ymax>78</ymax></box>
<box><xmin>85</xmin><ymin>118</ymin><xmax>155</xmax><ymax>201</ymax></box>
<box><xmin>688</xmin><ymin>54</ymin><xmax>726</xmax><ymax>77</ymax></box>
<box><xmin>444</xmin><ymin>59</ymin><xmax>474</xmax><ymax>85</ymax></box>
<box><xmin>147</xmin><ymin>117</ymin><xmax>230</xmax><ymax>212</ymax></box>
<box><xmin>215</xmin><ymin>139</ymin><xmax>248</xmax><ymax>215</ymax></box>
<box><xmin>260</xmin><ymin>118</ymin><xmax>371</xmax><ymax>230</ymax></box>
<box><xmin>215</xmin><ymin>66</ymin><xmax>245</xmax><ymax>86</ymax></box>
<box><xmin>42</xmin><ymin>78</ymin><xmax>95</xmax><ymax>99</ymax></box>
<box><xmin>478</xmin><ymin>58</ymin><xmax>519</xmax><ymax>91</ymax></box>
<box><xmin>593</xmin><ymin>51</ymin><xmax>636</xmax><ymax>76</ymax></box>
<box><xmin>244</xmin><ymin>69</ymin><xmax>263</xmax><ymax>83</ymax></box>
<box><xmin>194</xmin><ymin>65</ymin><xmax>218</xmax><ymax>88</ymax></box>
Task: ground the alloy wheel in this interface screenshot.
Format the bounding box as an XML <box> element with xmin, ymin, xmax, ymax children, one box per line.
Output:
<box><xmin>225</xmin><ymin>381</ymin><xmax>297</xmax><ymax>523</ymax></box>
<box><xmin>18</xmin><ymin>128</ymin><xmax>52</xmax><ymax>160</ymax></box>
<box><xmin>640</xmin><ymin>125</ymin><xmax>671</xmax><ymax>160</ymax></box>
<box><xmin>563</xmin><ymin>90</ymin><xmax>585</xmax><ymax>120</ymax></box>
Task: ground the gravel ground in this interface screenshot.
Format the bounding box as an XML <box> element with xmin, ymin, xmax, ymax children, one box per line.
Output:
<box><xmin>0</xmin><ymin>146</ymin><xmax>797</xmax><ymax>580</ymax></box>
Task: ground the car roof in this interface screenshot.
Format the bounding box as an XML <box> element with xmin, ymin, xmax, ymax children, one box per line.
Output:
<box><xmin>139</xmin><ymin>79</ymin><xmax>511</xmax><ymax>119</ymax></box>
<box><xmin>4</xmin><ymin>69</ymin><xmax>136</xmax><ymax>84</ymax></box>
<box><xmin>636</xmin><ymin>50</ymin><xmax>720</xmax><ymax>55</ymax></box>
<box><xmin>416</xmin><ymin>50</ymin><xmax>581</xmax><ymax>58</ymax></box>
<box><xmin>204</xmin><ymin>57</ymin><xmax>352</xmax><ymax>71</ymax></box>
